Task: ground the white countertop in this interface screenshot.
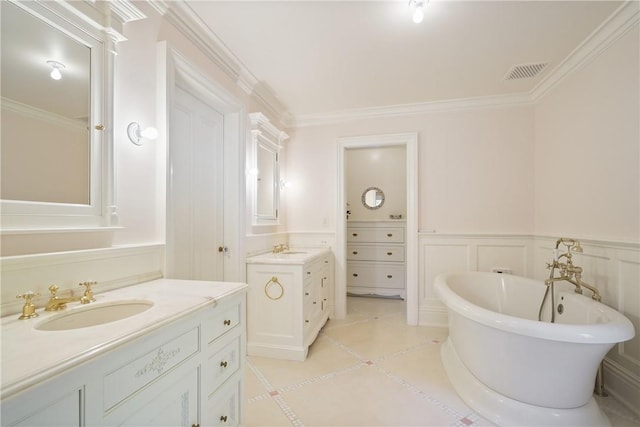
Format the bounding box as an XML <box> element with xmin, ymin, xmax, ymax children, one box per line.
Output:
<box><xmin>1</xmin><ymin>278</ymin><xmax>247</xmax><ymax>399</ymax></box>
<box><xmin>245</xmin><ymin>247</ymin><xmax>331</xmax><ymax>265</ymax></box>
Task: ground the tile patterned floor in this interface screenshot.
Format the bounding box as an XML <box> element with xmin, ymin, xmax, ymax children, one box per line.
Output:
<box><xmin>244</xmin><ymin>296</ymin><xmax>640</xmax><ymax>427</ymax></box>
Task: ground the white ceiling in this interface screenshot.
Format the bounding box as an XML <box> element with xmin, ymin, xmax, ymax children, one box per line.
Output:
<box><xmin>186</xmin><ymin>0</ymin><xmax>623</xmax><ymax>123</ymax></box>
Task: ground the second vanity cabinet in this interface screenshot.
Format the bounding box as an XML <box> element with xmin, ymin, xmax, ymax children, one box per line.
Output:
<box><xmin>246</xmin><ymin>248</ymin><xmax>333</xmax><ymax>361</ymax></box>
<box><xmin>1</xmin><ymin>280</ymin><xmax>246</xmax><ymax>427</ymax></box>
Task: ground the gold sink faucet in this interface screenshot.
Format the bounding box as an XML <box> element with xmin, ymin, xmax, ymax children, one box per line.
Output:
<box><xmin>16</xmin><ymin>291</ymin><xmax>40</xmax><ymax>319</ymax></box>
<box><xmin>79</xmin><ymin>281</ymin><xmax>97</xmax><ymax>304</ymax></box>
<box><xmin>45</xmin><ymin>285</ymin><xmax>82</xmax><ymax>311</ymax></box>
<box><xmin>272</xmin><ymin>243</ymin><xmax>289</xmax><ymax>254</ymax></box>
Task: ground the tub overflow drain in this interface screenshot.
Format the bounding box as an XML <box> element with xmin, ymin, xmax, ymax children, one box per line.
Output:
<box><xmin>557</xmin><ymin>303</ymin><xmax>564</xmax><ymax>315</ymax></box>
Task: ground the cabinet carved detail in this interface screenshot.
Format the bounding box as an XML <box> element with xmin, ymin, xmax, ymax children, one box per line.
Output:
<box><xmin>135</xmin><ymin>347</ymin><xmax>181</xmax><ymax>378</ymax></box>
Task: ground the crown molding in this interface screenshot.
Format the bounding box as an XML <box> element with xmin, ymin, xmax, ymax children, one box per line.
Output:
<box><xmin>146</xmin><ymin>0</ymin><xmax>169</xmax><ymax>16</ymax></box>
<box><xmin>163</xmin><ymin>1</ymin><xmax>292</xmax><ymax>128</ymax></box>
<box><xmin>531</xmin><ymin>0</ymin><xmax>639</xmax><ymax>102</ymax></box>
<box><xmin>249</xmin><ymin>112</ymin><xmax>289</xmax><ymax>145</ymax></box>
<box><xmin>290</xmin><ymin>93</ymin><xmax>534</xmax><ymax>128</ymax></box>
<box><xmin>108</xmin><ymin>0</ymin><xmax>147</xmax><ymax>24</ymax></box>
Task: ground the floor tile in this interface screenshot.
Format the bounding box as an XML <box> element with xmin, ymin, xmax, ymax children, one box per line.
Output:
<box><xmin>249</xmin><ymin>335</ymin><xmax>362</xmax><ymax>390</ymax></box>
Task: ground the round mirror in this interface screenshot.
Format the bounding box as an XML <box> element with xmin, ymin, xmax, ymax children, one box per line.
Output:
<box><xmin>361</xmin><ymin>187</ymin><xmax>385</xmax><ymax>210</ymax></box>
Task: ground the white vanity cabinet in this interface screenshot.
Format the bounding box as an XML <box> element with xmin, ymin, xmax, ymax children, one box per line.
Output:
<box><xmin>1</xmin><ymin>373</ymin><xmax>87</xmax><ymax>427</ymax></box>
<box><xmin>347</xmin><ymin>221</ymin><xmax>406</xmax><ymax>298</ymax></box>
<box><xmin>0</xmin><ymin>280</ymin><xmax>246</xmax><ymax>427</ymax></box>
<box><xmin>246</xmin><ymin>248</ymin><xmax>333</xmax><ymax>361</ymax></box>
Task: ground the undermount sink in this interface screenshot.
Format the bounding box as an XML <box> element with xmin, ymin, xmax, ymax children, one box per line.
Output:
<box><xmin>35</xmin><ymin>300</ymin><xmax>154</xmax><ymax>331</ymax></box>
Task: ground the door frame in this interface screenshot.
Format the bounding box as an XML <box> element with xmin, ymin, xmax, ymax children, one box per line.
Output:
<box><xmin>157</xmin><ymin>42</ymin><xmax>246</xmax><ymax>281</ymax></box>
<box><xmin>336</xmin><ymin>133</ymin><xmax>419</xmax><ymax>325</ymax></box>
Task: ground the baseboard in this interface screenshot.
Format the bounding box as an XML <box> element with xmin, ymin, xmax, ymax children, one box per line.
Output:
<box><xmin>603</xmin><ymin>358</ymin><xmax>640</xmax><ymax>418</ymax></box>
<box><xmin>419</xmin><ymin>305</ymin><xmax>448</xmax><ymax>327</ymax></box>
<box><xmin>247</xmin><ymin>343</ymin><xmax>307</xmax><ymax>362</ymax></box>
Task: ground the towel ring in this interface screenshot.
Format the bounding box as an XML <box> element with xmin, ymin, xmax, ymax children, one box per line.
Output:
<box><xmin>264</xmin><ymin>276</ymin><xmax>284</xmax><ymax>300</ymax></box>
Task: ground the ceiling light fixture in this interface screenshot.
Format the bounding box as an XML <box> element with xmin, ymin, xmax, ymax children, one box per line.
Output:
<box><xmin>409</xmin><ymin>0</ymin><xmax>426</xmax><ymax>24</ymax></box>
<box><xmin>46</xmin><ymin>60</ymin><xmax>65</xmax><ymax>80</ymax></box>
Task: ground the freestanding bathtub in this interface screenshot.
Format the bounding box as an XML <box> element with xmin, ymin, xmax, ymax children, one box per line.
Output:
<box><xmin>435</xmin><ymin>271</ymin><xmax>635</xmax><ymax>427</ymax></box>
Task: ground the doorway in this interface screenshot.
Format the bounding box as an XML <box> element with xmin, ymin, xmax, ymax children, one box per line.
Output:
<box><xmin>158</xmin><ymin>42</ymin><xmax>246</xmax><ymax>282</ymax></box>
<box><xmin>336</xmin><ymin>133</ymin><xmax>418</xmax><ymax>325</ymax></box>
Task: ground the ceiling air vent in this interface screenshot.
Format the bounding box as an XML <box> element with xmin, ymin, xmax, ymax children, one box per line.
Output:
<box><xmin>504</xmin><ymin>62</ymin><xmax>549</xmax><ymax>80</ymax></box>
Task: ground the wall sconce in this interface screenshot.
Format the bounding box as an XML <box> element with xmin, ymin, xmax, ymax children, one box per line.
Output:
<box><xmin>408</xmin><ymin>0</ymin><xmax>427</xmax><ymax>23</ymax></box>
<box><xmin>127</xmin><ymin>122</ymin><xmax>158</xmax><ymax>145</ymax></box>
<box><xmin>46</xmin><ymin>60</ymin><xmax>65</xmax><ymax>80</ymax></box>
<box><xmin>279</xmin><ymin>178</ymin><xmax>291</xmax><ymax>190</ymax></box>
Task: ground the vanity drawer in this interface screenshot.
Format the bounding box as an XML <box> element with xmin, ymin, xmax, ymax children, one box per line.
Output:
<box><xmin>207</xmin><ymin>375</ymin><xmax>242</xmax><ymax>426</ymax></box>
<box><xmin>347</xmin><ymin>227</ymin><xmax>404</xmax><ymax>243</ymax></box>
<box><xmin>347</xmin><ymin>245</ymin><xmax>405</xmax><ymax>262</ymax></box>
<box><xmin>103</xmin><ymin>327</ymin><xmax>200</xmax><ymax>411</ymax></box>
<box><xmin>347</xmin><ymin>263</ymin><xmax>405</xmax><ymax>289</ymax></box>
<box><xmin>204</xmin><ymin>299</ymin><xmax>242</xmax><ymax>344</ymax></box>
<box><xmin>206</xmin><ymin>334</ymin><xmax>242</xmax><ymax>394</ymax></box>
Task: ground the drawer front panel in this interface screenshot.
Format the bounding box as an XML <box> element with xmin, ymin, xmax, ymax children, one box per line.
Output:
<box><xmin>103</xmin><ymin>327</ymin><xmax>200</xmax><ymax>411</ymax></box>
<box><xmin>207</xmin><ymin>376</ymin><xmax>241</xmax><ymax>426</ymax></box>
<box><xmin>207</xmin><ymin>335</ymin><xmax>242</xmax><ymax>393</ymax></box>
<box><xmin>204</xmin><ymin>300</ymin><xmax>242</xmax><ymax>344</ymax></box>
<box><xmin>347</xmin><ymin>227</ymin><xmax>404</xmax><ymax>243</ymax></box>
<box><xmin>347</xmin><ymin>264</ymin><xmax>405</xmax><ymax>289</ymax></box>
<box><xmin>347</xmin><ymin>245</ymin><xmax>405</xmax><ymax>262</ymax></box>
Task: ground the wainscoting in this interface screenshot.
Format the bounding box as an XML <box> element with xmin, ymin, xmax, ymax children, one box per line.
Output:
<box><xmin>418</xmin><ymin>233</ymin><xmax>640</xmax><ymax>417</ymax></box>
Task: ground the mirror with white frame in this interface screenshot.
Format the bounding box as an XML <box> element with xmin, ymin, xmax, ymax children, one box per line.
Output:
<box><xmin>0</xmin><ymin>0</ymin><xmax>129</xmax><ymax>230</ymax></box>
<box><xmin>249</xmin><ymin>113</ymin><xmax>288</xmax><ymax>225</ymax></box>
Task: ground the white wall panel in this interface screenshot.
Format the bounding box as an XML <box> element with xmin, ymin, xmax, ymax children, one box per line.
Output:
<box><xmin>476</xmin><ymin>244</ymin><xmax>527</xmax><ymax>276</ymax></box>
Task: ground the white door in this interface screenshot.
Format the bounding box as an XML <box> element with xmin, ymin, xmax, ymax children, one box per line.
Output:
<box><xmin>166</xmin><ymin>86</ymin><xmax>224</xmax><ymax>280</ymax></box>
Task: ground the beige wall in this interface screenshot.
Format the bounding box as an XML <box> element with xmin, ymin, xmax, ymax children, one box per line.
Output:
<box><xmin>286</xmin><ymin>106</ymin><xmax>536</xmax><ymax>234</ymax></box>
<box><xmin>346</xmin><ymin>146</ymin><xmax>407</xmax><ymax>221</ymax></box>
<box><xmin>534</xmin><ymin>25</ymin><xmax>640</xmax><ymax>242</ymax></box>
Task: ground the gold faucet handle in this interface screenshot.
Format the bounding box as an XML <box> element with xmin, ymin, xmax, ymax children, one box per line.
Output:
<box><xmin>16</xmin><ymin>291</ymin><xmax>40</xmax><ymax>320</ymax></box>
<box><xmin>79</xmin><ymin>281</ymin><xmax>97</xmax><ymax>304</ymax></box>
<box><xmin>48</xmin><ymin>284</ymin><xmax>60</xmax><ymax>296</ymax></box>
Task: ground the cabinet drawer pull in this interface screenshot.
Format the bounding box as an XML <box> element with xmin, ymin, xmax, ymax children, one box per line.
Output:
<box><xmin>305</xmin><ymin>319</ymin><xmax>310</xmax><ymax>323</ymax></box>
<box><xmin>223</xmin><ymin>319</ymin><xmax>231</xmax><ymax>326</ymax></box>
<box><xmin>305</xmin><ymin>292</ymin><xmax>310</xmax><ymax>296</ymax></box>
<box><xmin>387</xmin><ymin>233</ymin><xmax>393</xmax><ymax>237</ymax></box>
<box><xmin>220</xmin><ymin>415</ymin><xmax>228</xmax><ymax>422</ymax></box>
<box><xmin>387</xmin><ymin>252</ymin><xmax>393</xmax><ymax>256</ymax></box>
<box><xmin>220</xmin><ymin>360</ymin><xmax>228</xmax><ymax>368</ymax></box>
<box><xmin>307</xmin><ymin>271</ymin><xmax>311</xmax><ymax>275</ymax></box>
<box><xmin>387</xmin><ymin>275</ymin><xmax>393</xmax><ymax>278</ymax></box>
<box><xmin>352</xmin><ymin>233</ymin><xmax>358</xmax><ymax>237</ymax></box>
<box><xmin>352</xmin><ymin>251</ymin><xmax>358</xmax><ymax>255</ymax></box>
<box><xmin>313</xmin><ymin>301</ymin><xmax>317</xmax><ymax>304</ymax></box>
<box><xmin>352</xmin><ymin>273</ymin><xmax>358</xmax><ymax>277</ymax></box>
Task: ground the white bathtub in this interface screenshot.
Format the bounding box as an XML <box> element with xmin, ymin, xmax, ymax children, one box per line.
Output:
<box><xmin>435</xmin><ymin>272</ymin><xmax>635</xmax><ymax>426</ymax></box>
